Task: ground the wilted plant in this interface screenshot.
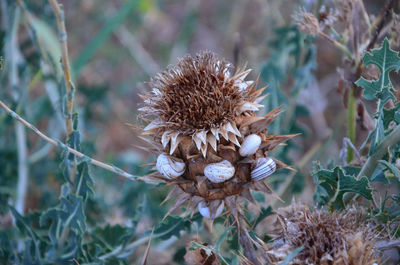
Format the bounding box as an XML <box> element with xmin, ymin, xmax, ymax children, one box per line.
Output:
<box><xmin>264</xmin><ymin>202</ymin><xmax>381</xmax><ymax>265</ymax></box>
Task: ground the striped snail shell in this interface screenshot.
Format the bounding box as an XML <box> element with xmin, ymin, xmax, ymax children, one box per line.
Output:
<box><xmin>198</xmin><ymin>200</ymin><xmax>225</xmax><ymax>219</ymax></box>
<box><xmin>251</xmin><ymin>157</ymin><xmax>276</xmax><ymax>181</ymax></box>
<box><xmin>156</xmin><ymin>153</ymin><xmax>185</xmax><ymax>179</ymax></box>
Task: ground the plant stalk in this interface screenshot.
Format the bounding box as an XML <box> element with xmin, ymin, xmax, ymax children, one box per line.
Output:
<box><xmin>358</xmin><ymin>125</ymin><xmax>400</xmax><ymax>179</ymax></box>
<box><xmin>0</xmin><ymin>100</ymin><xmax>138</xmax><ymax>180</ymax></box>
<box><xmin>347</xmin><ymin>87</ymin><xmax>356</xmax><ymax>163</ymax></box>
<box><xmin>344</xmin><ymin>124</ymin><xmax>400</xmax><ymax>205</ymax></box>
<box><xmin>48</xmin><ymin>0</ymin><xmax>75</xmax><ymax>136</ymax></box>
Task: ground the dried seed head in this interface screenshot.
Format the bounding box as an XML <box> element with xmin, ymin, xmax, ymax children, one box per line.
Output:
<box><xmin>140</xmin><ymin>51</ymin><xmax>264</xmax><ymax>157</ymax></box>
<box><xmin>140</xmin><ymin>51</ymin><xmax>252</xmax><ymax>134</ymax></box>
<box><xmin>266</xmin><ymin>203</ymin><xmax>381</xmax><ymax>265</ymax></box>
<box><xmin>318</xmin><ymin>5</ymin><xmax>338</xmax><ymax>31</ymax></box>
<box><xmin>139</xmin><ymin>51</ymin><xmax>295</xmax><ymax>223</ymax></box>
<box><xmin>293</xmin><ymin>8</ymin><xmax>320</xmax><ymax>35</ymax></box>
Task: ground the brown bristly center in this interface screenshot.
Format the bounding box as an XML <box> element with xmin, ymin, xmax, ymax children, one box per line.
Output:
<box><xmin>151</xmin><ymin>52</ymin><xmax>243</xmax><ymax>133</ymax></box>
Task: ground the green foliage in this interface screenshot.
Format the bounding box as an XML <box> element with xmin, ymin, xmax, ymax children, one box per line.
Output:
<box><xmin>313</xmin><ymin>164</ymin><xmax>373</xmax><ymax>210</ymax></box>
<box><xmin>154</xmin><ymin>214</ymin><xmax>201</xmax><ymax>240</ymax></box>
<box><xmin>252</xmin><ymin>206</ymin><xmax>273</xmax><ymax>228</ymax></box>
<box><xmin>356</xmin><ymin>38</ymin><xmax>400</xmax><ymax>106</ymax></box>
<box><xmin>356</xmin><ymin>38</ymin><xmax>400</xmax><ymax>154</ymax></box>
<box><xmin>279</xmin><ymin>246</ymin><xmax>303</xmax><ymax>265</ymax></box>
<box><xmin>76</xmin><ymin>162</ymin><xmax>95</xmax><ymax>199</ymax></box>
<box><xmin>72</xmin><ymin>0</ymin><xmax>141</xmax><ymax>76</ymax></box>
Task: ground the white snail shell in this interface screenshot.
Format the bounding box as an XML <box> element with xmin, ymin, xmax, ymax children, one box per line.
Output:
<box><xmin>251</xmin><ymin>157</ymin><xmax>276</xmax><ymax>181</ymax></box>
<box><xmin>156</xmin><ymin>153</ymin><xmax>185</xmax><ymax>179</ymax></box>
<box><xmin>239</xmin><ymin>134</ymin><xmax>262</xmax><ymax>157</ymax></box>
<box><xmin>204</xmin><ymin>160</ymin><xmax>235</xmax><ymax>183</ymax></box>
<box><xmin>198</xmin><ymin>200</ymin><xmax>225</xmax><ymax>219</ymax></box>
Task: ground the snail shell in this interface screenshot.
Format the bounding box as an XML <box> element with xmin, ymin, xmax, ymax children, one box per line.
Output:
<box><xmin>156</xmin><ymin>153</ymin><xmax>185</xmax><ymax>179</ymax></box>
<box><xmin>239</xmin><ymin>134</ymin><xmax>262</xmax><ymax>157</ymax></box>
<box><xmin>251</xmin><ymin>157</ymin><xmax>276</xmax><ymax>181</ymax></box>
<box><xmin>198</xmin><ymin>200</ymin><xmax>225</xmax><ymax>219</ymax></box>
<box><xmin>204</xmin><ymin>160</ymin><xmax>235</xmax><ymax>183</ymax></box>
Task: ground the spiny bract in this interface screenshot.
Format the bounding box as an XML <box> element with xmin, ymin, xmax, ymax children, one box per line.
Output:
<box><xmin>139</xmin><ymin>51</ymin><xmax>295</xmax><ymax>220</ymax></box>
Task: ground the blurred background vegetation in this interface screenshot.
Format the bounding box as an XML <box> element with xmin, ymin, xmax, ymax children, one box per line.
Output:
<box><xmin>1</xmin><ymin>0</ymin><xmax>399</xmax><ymax>264</ymax></box>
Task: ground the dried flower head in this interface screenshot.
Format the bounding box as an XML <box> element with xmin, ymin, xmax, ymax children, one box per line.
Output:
<box><xmin>266</xmin><ymin>203</ymin><xmax>381</xmax><ymax>265</ymax></box>
<box><xmin>293</xmin><ymin>8</ymin><xmax>320</xmax><ymax>35</ymax></box>
<box><xmin>318</xmin><ymin>5</ymin><xmax>338</xmax><ymax>31</ymax></box>
<box><xmin>140</xmin><ymin>52</ymin><xmax>264</xmax><ymax>157</ymax></box>
<box><xmin>139</xmin><ymin>51</ymin><xmax>295</xmax><ymax>223</ymax></box>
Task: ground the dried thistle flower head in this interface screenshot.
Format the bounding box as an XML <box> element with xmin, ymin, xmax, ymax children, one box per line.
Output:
<box><xmin>266</xmin><ymin>203</ymin><xmax>381</xmax><ymax>265</ymax></box>
<box><xmin>318</xmin><ymin>5</ymin><xmax>338</xmax><ymax>31</ymax></box>
<box><xmin>139</xmin><ymin>51</ymin><xmax>295</xmax><ymax>222</ymax></box>
<box><xmin>140</xmin><ymin>52</ymin><xmax>263</xmax><ymax>157</ymax></box>
<box><xmin>293</xmin><ymin>8</ymin><xmax>320</xmax><ymax>35</ymax></box>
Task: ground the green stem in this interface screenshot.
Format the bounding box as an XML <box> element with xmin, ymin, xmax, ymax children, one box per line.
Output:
<box><xmin>344</xmin><ymin>124</ymin><xmax>400</xmax><ymax>204</ymax></box>
<box><xmin>358</xmin><ymin>125</ymin><xmax>400</xmax><ymax>179</ymax></box>
<box><xmin>347</xmin><ymin>87</ymin><xmax>356</xmax><ymax>163</ymax></box>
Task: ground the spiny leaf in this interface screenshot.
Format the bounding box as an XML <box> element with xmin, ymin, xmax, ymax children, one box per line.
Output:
<box><xmin>355</xmin><ymin>38</ymin><xmax>400</xmax><ymax>106</ymax></box>
<box><xmin>76</xmin><ymin>162</ymin><xmax>94</xmax><ymax>200</ymax></box>
<box><xmin>40</xmin><ymin>185</ymin><xmax>87</xmax><ymax>235</ymax></box>
<box><xmin>313</xmin><ymin>165</ymin><xmax>373</xmax><ymax>209</ymax></box>
<box><xmin>383</xmin><ymin>102</ymin><xmax>400</xmax><ymax>128</ymax></box>
<box><xmin>253</xmin><ymin>206</ymin><xmax>273</xmax><ymax>228</ymax></box>
<box><xmin>363</xmin><ymin>114</ymin><xmax>385</xmax><ymax>154</ymax></box>
<box><xmin>154</xmin><ymin>214</ymin><xmax>201</xmax><ymax>241</ymax></box>
<box><xmin>92</xmin><ymin>224</ymin><xmax>135</xmax><ymax>250</ymax></box>
<box><xmin>216</xmin><ymin>226</ymin><xmax>233</xmax><ymax>252</ymax></box>
<box><xmin>9</xmin><ymin>207</ymin><xmax>40</xmax><ymax>241</ymax></box>
<box><xmin>9</xmin><ymin>207</ymin><xmax>42</xmax><ymax>263</ymax></box>
<box><xmin>279</xmin><ymin>246</ymin><xmax>303</xmax><ymax>265</ymax></box>
<box><xmin>379</xmin><ymin>160</ymin><xmax>400</xmax><ymax>181</ymax></box>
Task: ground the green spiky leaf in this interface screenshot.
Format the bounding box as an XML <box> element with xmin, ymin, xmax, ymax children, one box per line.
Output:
<box><xmin>313</xmin><ymin>164</ymin><xmax>373</xmax><ymax>209</ymax></box>
<box><xmin>379</xmin><ymin>160</ymin><xmax>400</xmax><ymax>181</ymax></box>
<box><xmin>355</xmin><ymin>38</ymin><xmax>400</xmax><ymax>106</ymax></box>
<box><xmin>91</xmin><ymin>224</ymin><xmax>135</xmax><ymax>250</ymax></box>
<box><xmin>154</xmin><ymin>214</ymin><xmax>201</xmax><ymax>241</ymax></box>
<box><xmin>75</xmin><ymin>162</ymin><xmax>94</xmax><ymax>200</ymax></box>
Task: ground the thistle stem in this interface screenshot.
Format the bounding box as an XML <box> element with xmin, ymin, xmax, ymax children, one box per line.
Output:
<box><xmin>344</xmin><ymin>124</ymin><xmax>400</xmax><ymax>205</ymax></box>
<box><xmin>15</xmin><ymin>123</ymin><xmax>28</xmax><ymax>214</ymax></box>
<box><xmin>318</xmin><ymin>31</ymin><xmax>352</xmax><ymax>60</ymax></box>
<box><xmin>0</xmin><ymin>100</ymin><xmax>138</xmax><ymax>181</ymax></box>
<box><xmin>358</xmin><ymin>125</ymin><xmax>400</xmax><ymax>179</ymax></box>
<box><xmin>48</xmin><ymin>0</ymin><xmax>75</xmax><ymax>136</ymax></box>
<box><xmin>7</xmin><ymin>4</ymin><xmax>29</xmax><ymax>216</ymax></box>
<box><xmin>347</xmin><ymin>87</ymin><xmax>356</xmax><ymax>163</ymax></box>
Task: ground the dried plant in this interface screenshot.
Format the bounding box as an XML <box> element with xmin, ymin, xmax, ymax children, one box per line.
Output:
<box><xmin>265</xmin><ymin>203</ymin><xmax>381</xmax><ymax>265</ymax></box>
<box><xmin>138</xmin><ymin>51</ymin><xmax>295</xmax><ymax>263</ymax></box>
